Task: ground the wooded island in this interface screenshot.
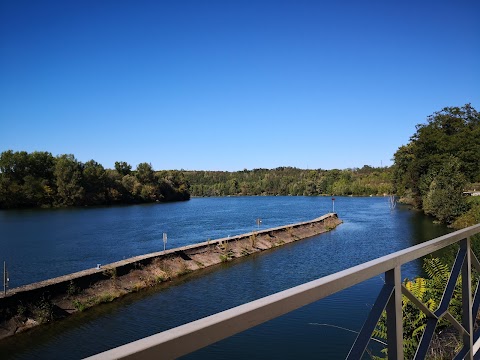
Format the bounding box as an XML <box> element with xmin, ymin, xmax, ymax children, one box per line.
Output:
<box><xmin>0</xmin><ymin>154</ymin><xmax>190</xmax><ymax>208</ymax></box>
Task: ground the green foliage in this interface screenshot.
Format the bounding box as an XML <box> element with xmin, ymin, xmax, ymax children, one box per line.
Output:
<box><xmin>422</xmin><ymin>157</ymin><xmax>468</xmax><ymax>223</ymax></box>
<box><xmin>72</xmin><ymin>299</ymin><xmax>86</xmax><ymax>312</ymax></box>
<box><xmin>97</xmin><ymin>292</ymin><xmax>117</xmax><ymax>303</ymax></box>
<box><xmin>54</xmin><ymin>154</ymin><xmax>85</xmax><ymax>206</ymax></box>
<box><xmin>82</xmin><ymin>160</ymin><xmax>107</xmax><ymax>205</ymax></box>
<box><xmin>374</xmin><ymin>257</ymin><xmax>465</xmax><ymax>359</ymax></box>
<box><xmin>392</xmin><ymin>104</ymin><xmax>480</xmax><ymax>223</ymax></box>
<box><xmin>16</xmin><ymin>303</ymin><xmax>26</xmax><ymax>317</ymax></box>
<box><xmin>452</xmin><ymin>198</ymin><xmax>480</xmax><ymax>248</ymax></box>
<box><xmin>135</xmin><ymin>162</ymin><xmax>155</xmax><ymax>184</ymax></box>
<box><xmin>114</xmin><ymin>161</ymin><xmax>132</xmax><ymax>176</ymax></box>
<box><xmin>0</xmin><ymin>150</ymin><xmax>190</xmax><ymax>209</ymax></box>
<box><xmin>452</xmin><ymin>197</ymin><xmax>480</xmax><ymax>229</ymax></box>
<box><xmin>0</xmin><ymin>150</ymin><xmax>56</xmax><ymax>207</ymax></box>
<box><xmin>66</xmin><ymin>280</ymin><xmax>80</xmax><ymax>296</ymax></box>
<box><xmin>373</xmin><ymin>277</ymin><xmax>436</xmax><ymax>358</ymax></box>
<box><xmin>31</xmin><ymin>296</ymin><xmax>54</xmax><ymax>324</ymax></box>
<box><xmin>72</xmin><ymin>292</ymin><xmax>121</xmax><ymax>312</ymax></box>
<box><xmin>184</xmin><ymin>165</ymin><xmax>393</xmax><ymax>197</ymax></box>
<box><xmin>103</xmin><ymin>267</ymin><xmax>117</xmax><ymax>280</ymax></box>
<box><xmin>219</xmin><ymin>252</ymin><xmax>234</xmax><ymax>262</ymax></box>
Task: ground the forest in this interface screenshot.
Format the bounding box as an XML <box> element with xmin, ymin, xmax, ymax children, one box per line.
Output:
<box><xmin>392</xmin><ymin>103</ymin><xmax>480</xmax><ymax>226</ymax></box>
<box><xmin>183</xmin><ymin>166</ymin><xmax>393</xmax><ymax>197</ymax></box>
<box><xmin>0</xmin><ymin>152</ymin><xmax>190</xmax><ymax>209</ymax></box>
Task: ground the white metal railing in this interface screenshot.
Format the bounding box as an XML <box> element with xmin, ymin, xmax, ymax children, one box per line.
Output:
<box><xmin>85</xmin><ymin>224</ymin><xmax>480</xmax><ymax>360</ymax></box>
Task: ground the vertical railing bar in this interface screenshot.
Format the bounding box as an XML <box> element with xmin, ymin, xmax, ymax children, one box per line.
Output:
<box><xmin>386</xmin><ymin>266</ymin><xmax>403</xmax><ymax>360</ymax></box>
<box><xmin>470</xmin><ymin>249</ymin><xmax>480</xmax><ymax>330</ymax></box>
<box><xmin>434</xmin><ymin>246</ymin><xmax>467</xmax><ymax>317</ymax></box>
<box><xmin>470</xmin><ymin>247</ymin><xmax>480</xmax><ymax>359</ymax></box>
<box><xmin>345</xmin><ymin>283</ymin><xmax>394</xmax><ymax>360</ymax></box>
<box><xmin>462</xmin><ymin>238</ymin><xmax>474</xmax><ymax>359</ymax></box>
<box><xmin>470</xmin><ymin>249</ymin><xmax>480</xmax><ymax>273</ymax></box>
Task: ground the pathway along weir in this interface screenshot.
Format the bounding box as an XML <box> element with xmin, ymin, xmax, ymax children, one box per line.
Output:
<box><xmin>0</xmin><ymin>213</ymin><xmax>341</xmax><ymax>340</ymax></box>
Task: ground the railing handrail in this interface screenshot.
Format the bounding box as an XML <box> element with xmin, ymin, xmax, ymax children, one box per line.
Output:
<box><xmin>85</xmin><ymin>223</ymin><xmax>480</xmax><ymax>360</ymax></box>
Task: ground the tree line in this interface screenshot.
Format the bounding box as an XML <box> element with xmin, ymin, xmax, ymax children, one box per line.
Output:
<box><xmin>392</xmin><ymin>103</ymin><xmax>480</xmax><ymax>225</ymax></box>
<box><xmin>0</xmin><ymin>151</ymin><xmax>190</xmax><ymax>209</ymax></box>
<box><xmin>183</xmin><ymin>166</ymin><xmax>393</xmax><ymax>197</ymax></box>
<box><xmin>2</xmin><ymin>103</ymin><xmax>478</xmax><ymax>221</ymax></box>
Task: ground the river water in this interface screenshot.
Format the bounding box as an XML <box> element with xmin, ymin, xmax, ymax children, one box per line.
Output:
<box><xmin>0</xmin><ymin>196</ymin><xmax>450</xmax><ymax>359</ymax></box>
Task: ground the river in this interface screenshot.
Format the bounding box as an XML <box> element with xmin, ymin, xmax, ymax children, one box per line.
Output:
<box><xmin>0</xmin><ymin>196</ymin><xmax>450</xmax><ymax>359</ymax></box>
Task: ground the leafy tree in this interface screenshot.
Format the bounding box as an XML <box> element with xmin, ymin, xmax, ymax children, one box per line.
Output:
<box><xmin>121</xmin><ymin>174</ymin><xmax>142</xmax><ymax>198</ymax></box>
<box><xmin>136</xmin><ymin>162</ymin><xmax>154</xmax><ymax>184</ymax></box>
<box><xmin>54</xmin><ymin>155</ymin><xmax>84</xmax><ymax>206</ymax></box>
<box><xmin>104</xmin><ymin>169</ymin><xmax>125</xmax><ymax>203</ymax></box>
<box><xmin>422</xmin><ymin>157</ymin><xmax>467</xmax><ymax>223</ymax></box>
<box><xmin>392</xmin><ymin>104</ymin><xmax>480</xmax><ymax>222</ymax></box>
<box><xmin>114</xmin><ymin>161</ymin><xmax>132</xmax><ymax>176</ymax></box>
<box><xmin>0</xmin><ymin>150</ymin><xmax>56</xmax><ymax>207</ymax></box>
<box><xmin>82</xmin><ymin>160</ymin><xmax>107</xmax><ymax>205</ymax></box>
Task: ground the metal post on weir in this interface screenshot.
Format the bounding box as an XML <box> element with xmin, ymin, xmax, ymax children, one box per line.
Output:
<box><xmin>256</xmin><ymin>218</ymin><xmax>262</xmax><ymax>230</ymax></box>
<box><xmin>163</xmin><ymin>233</ymin><xmax>168</xmax><ymax>253</ymax></box>
<box><xmin>3</xmin><ymin>261</ymin><xmax>9</xmax><ymax>297</ymax></box>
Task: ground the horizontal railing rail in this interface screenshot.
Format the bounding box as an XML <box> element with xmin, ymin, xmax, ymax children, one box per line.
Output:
<box><xmin>85</xmin><ymin>223</ymin><xmax>480</xmax><ymax>360</ymax></box>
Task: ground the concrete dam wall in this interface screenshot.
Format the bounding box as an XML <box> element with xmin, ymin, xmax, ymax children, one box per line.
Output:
<box><xmin>0</xmin><ymin>213</ymin><xmax>341</xmax><ymax>339</ymax></box>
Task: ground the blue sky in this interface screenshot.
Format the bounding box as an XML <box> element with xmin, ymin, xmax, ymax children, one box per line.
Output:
<box><xmin>1</xmin><ymin>1</ymin><xmax>479</xmax><ymax>171</ymax></box>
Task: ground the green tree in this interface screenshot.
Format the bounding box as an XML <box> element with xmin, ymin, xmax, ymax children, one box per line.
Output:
<box><xmin>0</xmin><ymin>150</ymin><xmax>56</xmax><ymax>208</ymax></box>
<box><xmin>121</xmin><ymin>174</ymin><xmax>142</xmax><ymax>198</ymax></box>
<box><xmin>136</xmin><ymin>162</ymin><xmax>154</xmax><ymax>184</ymax></box>
<box><xmin>114</xmin><ymin>161</ymin><xmax>132</xmax><ymax>176</ymax></box>
<box><xmin>104</xmin><ymin>169</ymin><xmax>125</xmax><ymax>203</ymax></box>
<box><xmin>392</xmin><ymin>104</ymin><xmax>480</xmax><ymax>221</ymax></box>
<box><xmin>82</xmin><ymin>160</ymin><xmax>107</xmax><ymax>205</ymax></box>
<box><xmin>422</xmin><ymin>157</ymin><xmax>467</xmax><ymax>223</ymax></box>
<box><xmin>54</xmin><ymin>155</ymin><xmax>85</xmax><ymax>206</ymax></box>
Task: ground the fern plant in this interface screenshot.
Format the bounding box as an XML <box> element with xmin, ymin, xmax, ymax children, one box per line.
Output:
<box><xmin>372</xmin><ymin>257</ymin><xmax>467</xmax><ymax>359</ymax></box>
<box><xmin>373</xmin><ymin>276</ymin><xmax>437</xmax><ymax>358</ymax></box>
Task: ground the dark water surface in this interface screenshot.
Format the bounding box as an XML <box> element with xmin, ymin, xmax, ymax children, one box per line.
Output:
<box><xmin>0</xmin><ymin>197</ymin><xmax>450</xmax><ymax>359</ymax></box>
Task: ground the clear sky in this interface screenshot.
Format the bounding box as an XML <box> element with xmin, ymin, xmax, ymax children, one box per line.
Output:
<box><xmin>1</xmin><ymin>1</ymin><xmax>479</xmax><ymax>171</ymax></box>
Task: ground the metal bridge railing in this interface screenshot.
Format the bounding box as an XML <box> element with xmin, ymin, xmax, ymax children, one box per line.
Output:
<box><xmin>85</xmin><ymin>223</ymin><xmax>480</xmax><ymax>360</ymax></box>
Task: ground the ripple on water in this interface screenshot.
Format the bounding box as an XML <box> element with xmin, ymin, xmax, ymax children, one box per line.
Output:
<box><xmin>0</xmin><ymin>197</ymin><xmax>450</xmax><ymax>359</ymax></box>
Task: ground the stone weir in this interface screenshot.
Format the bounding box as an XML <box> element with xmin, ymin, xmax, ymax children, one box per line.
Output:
<box><xmin>0</xmin><ymin>213</ymin><xmax>341</xmax><ymax>339</ymax></box>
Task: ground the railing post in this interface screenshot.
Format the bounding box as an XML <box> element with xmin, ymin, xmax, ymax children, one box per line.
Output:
<box><xmin>386</xmin><ymin>266</ymin><xmax>403</xmax><ymax>360</ymax></box>
<box><xmin>461</xmin><ymin>237</ymin><xmax>473</xmax><ymax>359</ymax></box>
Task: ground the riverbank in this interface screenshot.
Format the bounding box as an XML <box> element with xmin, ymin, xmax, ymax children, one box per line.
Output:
<box><xmin>0</xmin><ymin>213</ymin><xmax>341</xmax><ymax>340</ymax></box>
